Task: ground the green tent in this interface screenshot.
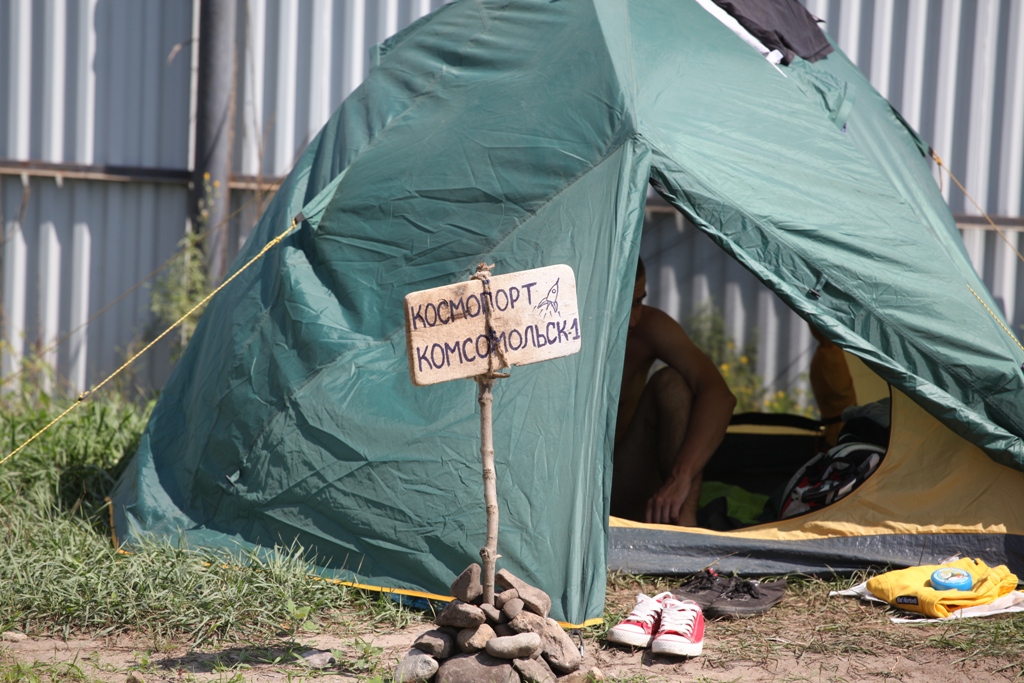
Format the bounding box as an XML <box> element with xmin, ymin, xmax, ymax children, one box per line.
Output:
<box><xmin>111</xmin><ymin>0</ymin><xmax>1024</xmax><ymax>626</ymax></box>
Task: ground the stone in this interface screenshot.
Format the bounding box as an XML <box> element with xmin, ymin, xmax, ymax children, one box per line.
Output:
<box><xmin>457</xmin><ymin>623</ymin><xmax>496</xmax><ymax>653</ymax></box>
<box><xmin>556</xmin><ymin>666</ymin><xmax>605</xmax><ymax>682</ymax></box>
<box><xmin>539</xmin><ymin>618</ymin><xmax>583</xmax><ymax>675</ymax></box>
<box><xmin>494</xmin><ymin>622</ymin><xmax>517</xmax><ymax>638</ymax></box>
<box><xmin>413</xmin><ymin>628</ymin><xmax>455</xmax><ymax>659</ymax></box>
<box><xmin>481</xmin><ymin>602</ymin><xmax>505</xmax><ymax>624</ymax></box>
<box><xmin>496</xmin><ymin>568</ymin><xmax>552</xmax><ymax>618</ymax></box>
<box><xmin>436</xmin><ymin>600</ymin><xmax>487</xmax><ymax>629</ymax></box>
<box><xmin>451</xmin><ymin>563</ymin><xmax>484</xmax><ymax>604</ymax></box>
<box><xmin>508</xmin><ymin>613</ymin><xmax>582</xmax><ymax>675</ymax></box>
<box><xmin>395</xmin><ymin>648</ymin><xmax>440</xmax><ymax>683</ymax></box>
<box><xmin>125</xmin><ymin>674</ymin><xmax>145</xmax><ymax>683</ymax></box>
<box><xmin>486</xmin><ymin>633</ymin><xmax>543</xmax><ymax>660</ymax></box>
<box><xmin>495</xmin><ymin>588</ymin><xmax>519</xmax><ymax>609</ymax></box>
<box><xmin>502</xmin><ymin>597</ymin><xmax>525</xmax><ymax>621</ymax></box>
<box><xmin>436</xmin><ymin>652</ymin><xmax>522</xmax><ymax>683</ymax></box>
<box><xmin>299</xmin><ymin>649</ymin><xmax>336</xmax><ymax>668</ymax></box>
<box><xmin>508</xmin><ymin>610</ymin><xmax>547</xmax><ymax>635</ymax></box>
<box><xmin>513</xmin><ymin>656</ymin><xmax>557</xmax><ymax>683</ymax></box>
<box><xmin>0</xmin><ymin>631</ymin><xmax>27</xmax><ymax>642</ymax></box>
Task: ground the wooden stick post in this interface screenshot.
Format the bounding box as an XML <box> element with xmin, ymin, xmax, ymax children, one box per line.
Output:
<box><xmin>472</xmin><ymin>263</ymin><xmax>509</xmax><ymax>606</ymax></box>
<box><xmin>476</xmin><ymin>374</ymin><xmax>499</xmax><ymax>605</ymax></box>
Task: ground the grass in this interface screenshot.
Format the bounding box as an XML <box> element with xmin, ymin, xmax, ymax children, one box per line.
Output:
<box><xmin>0</xmin><ymin>658</ymin><xmax>94</xmax><ymax>683</ymax></box>
<box><xmin>0</xmin><ymin>505</ymin><xmax>430</xmax><ymax>647</ymax></box>
<box><xmin>1</xmin><ymin>507</ymin><xmax>419</xmax><ymax>646</ymax></box>
<box><xmin>1</xmin><ymin>394</ymin><xmax>1024</xmax><ymax>682</ymax></box>
<box><xmin>0</xmin><ymin>394</ymin><xmax>425</xmax><ymax>651</ymax></box>
<box><xmin>0</xmin><ymin>393</ymin><xmax>150</xmax><ymax>515</ymax></box>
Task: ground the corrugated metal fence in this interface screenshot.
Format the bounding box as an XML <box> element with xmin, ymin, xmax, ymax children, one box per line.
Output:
<box><xmin>1</xmin><ymin>0</ymin><xmax>1022</xmax><ymax>398</ymax></box>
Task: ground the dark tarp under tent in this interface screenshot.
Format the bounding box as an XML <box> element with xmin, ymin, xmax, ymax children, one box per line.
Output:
<box><xmin>111</xmin><ymin>0</ymin><xmax>1024</xmax><ymax>626</ymax></box>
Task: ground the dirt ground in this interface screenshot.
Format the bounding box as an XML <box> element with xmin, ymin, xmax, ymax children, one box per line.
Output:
<box><xmin>2</xmin><ymin>631</ymin><xmax>1015</xmax><ymax>683</ymax></box>
<box><xmin>3</xmin><ymin>627</ymin><xmax>1019</xmax><ymax>683</ymax></box>
<box><xmin>3</xmin><ymin>580</ymin><xmax>1021</xmax><ymax>682</ymax></box>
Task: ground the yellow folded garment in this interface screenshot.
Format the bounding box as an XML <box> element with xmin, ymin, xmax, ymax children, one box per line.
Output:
<box><xmin>866</xmin><ymin>558</ymin><xmax>1019</xmax><ymax>619</ymax></box>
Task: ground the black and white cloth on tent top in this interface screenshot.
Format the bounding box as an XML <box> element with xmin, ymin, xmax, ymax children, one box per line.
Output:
<box><xmin>709</xmin><ymin>0</ymin><xmax>834</xmax><ymax>65</ymax></box>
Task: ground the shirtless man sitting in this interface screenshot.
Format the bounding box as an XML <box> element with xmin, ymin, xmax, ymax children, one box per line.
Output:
<box><xmin>611</xmin><ymin>258</ymin><xmax>736</xmax><ymax>526</ymax></box>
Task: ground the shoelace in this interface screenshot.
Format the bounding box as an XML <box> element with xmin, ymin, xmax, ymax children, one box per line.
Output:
<box><xmin>721</xmin><ymin>579</ymin><xmax>763</xmax><ymax>601</ymax></box>
<box><xmin>677</xmin><ymin>572</ymin><xmax>716</xmax><ymax>593</ymax></box>
<box><xmin>623</xmin><ymin>594</ymin><xmax>663</xmax><ymax>627</ymax></box>
<box><xmin>659</xmin><ymin>601</ymin><xmax>700</xmax><ymax>635</ymax></box>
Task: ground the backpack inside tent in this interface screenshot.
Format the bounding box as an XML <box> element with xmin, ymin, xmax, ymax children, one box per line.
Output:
<box><xmin>110</xmin><ymin>0</ymin><xmax>1024</xmax><ymax>626</ymax></box>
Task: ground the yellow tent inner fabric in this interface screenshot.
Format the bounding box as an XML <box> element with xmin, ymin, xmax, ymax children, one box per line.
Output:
<box><xmin>611</xmin><ymin>378</ymin><xmax>1024</xmax><ymax>543</ymax></box>
<box><xmin>847</xmin><ymin>354</ymin><xmax>890</xmax><ymax>404</ymax></box>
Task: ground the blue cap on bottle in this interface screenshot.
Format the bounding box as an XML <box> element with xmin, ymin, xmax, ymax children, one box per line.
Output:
<box><xmin>930</xmin><ymin>567</ymin><xmax>973</xmax><ymax>591</ymax></box>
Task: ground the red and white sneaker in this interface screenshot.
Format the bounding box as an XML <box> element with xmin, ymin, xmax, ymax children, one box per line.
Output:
<box><xmin>606</xmin><ymin>592</ymin><xmax>670</xmax><ymax>648</ymax></box>
<box><xmin>651</xmin><ymin>596</ymin><xmax>704</xmax><ymax>657</ymax></box>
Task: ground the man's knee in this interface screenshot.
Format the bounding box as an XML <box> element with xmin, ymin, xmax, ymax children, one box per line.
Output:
<box><xmin>649</xmin><ymin>366</ymin><xmax>694</xmax><ymax>407</ymax></box>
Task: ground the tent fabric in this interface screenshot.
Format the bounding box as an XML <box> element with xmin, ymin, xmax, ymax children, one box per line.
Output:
<box><xmin>111</xmin><ymin>0</ymin><xmax>1024</xmax><ymax>625</ymax></box>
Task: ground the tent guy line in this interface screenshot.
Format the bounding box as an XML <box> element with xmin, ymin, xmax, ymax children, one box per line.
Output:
<box><xmin>932</xmin><ymin>151</ymin><xmax>1024</xmax><ymax>271</ymax></box>
<box><xmin>0</xmin><ymin>186</ymin><xmax>276</xmax><ymax>394</ymax></box>
<box><xmin>930</xmin><ymin>153</ymin><xmax>1024</xmax><ymax>352</ymax></box>
<box><xmin>0</xmin><ymin>215</ymin><xmax>302</xmax><ymax>470</ymax></box>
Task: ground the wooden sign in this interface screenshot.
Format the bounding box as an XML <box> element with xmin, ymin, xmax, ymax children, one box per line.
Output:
<box><xmin>405</xmin><ymin>264</ymin><xmax>581</xmax><ymax>386</ymax></box>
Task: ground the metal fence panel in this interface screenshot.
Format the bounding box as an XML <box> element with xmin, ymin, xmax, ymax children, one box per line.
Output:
<box><xmin>1</xmin><ymin>0</ymin><xmax>1022</xmax><ymax>397</ymax></box>
<box><xmin>2</xmin><ymin>175</ymin><xmax>182</xmax><ymax>394</ymax></box>
<box><xmin>1</xmin><ymin>0</ymin><xmax>193</xmax><ymax>167</ymax></box>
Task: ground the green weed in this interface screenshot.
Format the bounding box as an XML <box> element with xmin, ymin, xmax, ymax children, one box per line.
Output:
<box><xmin>0</xmin><ymin>394</ymin><xmax>151</xmax><ymax>519</ymax></box>
<box><xmin>282</xmin><ymin>599</ymin><xmax>317</xmax><ymax>635</ymax></box>
<box><xmin>150</xmin><ymin>172</ymin><xmax>218</xmax><ymax>359</ymax></box>
<box><xmin>687</xmin><ymin>305</ymin><xmax>814</xmax><ymax>416</ymax></box>
<box><xmin>332</xmin><ymin>637</ymin><xmax>385</xmax><ymax>677</ymax></box>
<box><xmin>0</xmin><ymin>658</ymin><xmax>99</xmax><ymax>683</ymax></box>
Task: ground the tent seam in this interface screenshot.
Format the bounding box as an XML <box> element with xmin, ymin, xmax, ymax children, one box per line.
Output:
<box><xmin>279</xmin><ymin>124</ymin><xmax>639</xmax><ymax>403</ymax></box>
<box><xmin>223</xmin><ymin>129</ymin><xmax>640</xmax><ymax>488</ymax></box>
<box><xmin>303</xmin><ymin>2</ymin><xmax>516</xmax><ymax>215</ymax></box>
<box><xmin>731</xmin><ymin>220</ymin><xmax>1018</xmax><ymax>446</ymax></box>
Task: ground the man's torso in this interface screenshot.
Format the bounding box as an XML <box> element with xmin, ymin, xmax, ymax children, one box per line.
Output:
<box><xmin>616</xmin><ymin>308</ymin><xmax>659</xmax><ymax>442</ymax></box>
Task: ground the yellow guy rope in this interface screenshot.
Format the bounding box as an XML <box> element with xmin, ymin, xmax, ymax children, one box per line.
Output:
<box><xmin>0</xmin><ymin>217</ymin><xmax>300</xmax><ymax>469</ymax></box>
<box><xmin>1</xmin><ymin>187</ymin><xmax>273</xmax><ymax>392</ymax></box>
<box><xmin>931</xmin><ymin>151</ymin><xmax>1024</xmax><ymax>353</ymax></box>
<box><xmin>932</xmin><ymin>151</ymin><xmax>1024</xmax><ymax>266</ymax></box>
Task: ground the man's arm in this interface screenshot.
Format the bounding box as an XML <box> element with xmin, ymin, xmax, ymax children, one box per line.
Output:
<box><xmin>641</xmin><ymin>307</ymin><xmax>736</xmax><ymax>525</ymax></box>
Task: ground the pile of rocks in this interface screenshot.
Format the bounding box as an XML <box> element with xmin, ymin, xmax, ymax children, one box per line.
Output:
<box><xmin>395</xmin><ymin>564</ymin><xmax>604</xmax><ymax>683</ymax></box>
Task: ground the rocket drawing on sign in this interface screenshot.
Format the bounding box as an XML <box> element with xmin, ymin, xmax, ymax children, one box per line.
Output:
<box><xmin>535</xmin><ymin>278</ymin><xmax>560</xmax><ymax>318</ymax></box>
